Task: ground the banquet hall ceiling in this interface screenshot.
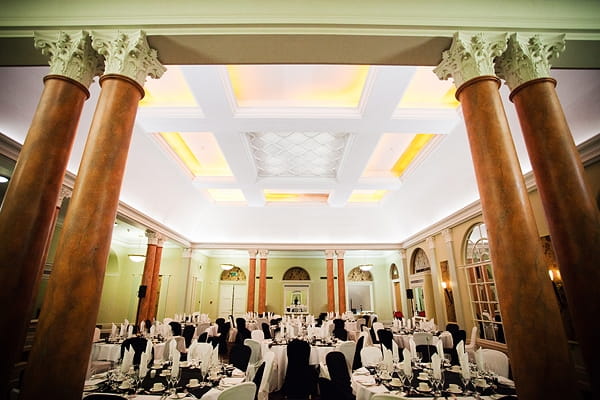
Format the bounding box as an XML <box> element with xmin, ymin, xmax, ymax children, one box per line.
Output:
<box><xmin>0</xmin><ymin>1</ymin><xmax>599</xmax><ymax>247</ymax></box>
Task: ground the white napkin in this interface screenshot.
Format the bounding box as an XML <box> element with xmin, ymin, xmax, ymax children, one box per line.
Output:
<box><xmin>353</xmin><ymin>367</ymin><xmax>370</xmax><ymax>376</ymax></box>
<box><xmin>354</xmin><ymin>375</ymin><xmax>376</xmax><ymax>385</ymax></box>
<box><xmin>127</xmin><ymin>325</ymin><xmax>134</xmax><ymax>338</ymax></box>
<box><xmin>172</xmin><ymin>351</ymin><xmax>180</xmax><ymax>378</ymax></box>
<box><xmin>145</xmin><ymin>337</ymin><xmax>153</xmax><ymax>355</ymax></box>
<box><xmin>231</xmin><ymin>368</ymin><xmax>245</xmax><ymax>377</ymax></box>
<box><xmin>456</xmin><ymin>340</ymin><xmax>465</xmax><ymax>357</ymax></box>
<box><xmin>119</xmin><ymin>323</ymin><xmax>126</xmax><ymax>338</ymax></box>
<box><xmin>383</xmin><ymin>348</ymin><xmax>393</xmax><ymax>371</ymax></box>
<box><xmin>211</xmin><ymin>345</ymin><xmax>220</xmax><ymax>367</ymax></box>
<box><xmin>139</xmin><ymin>351</ymin><xmax>149</xmax><ymax>379</ymax></box>
<box><xmin>111</xmin><ymin>323</ymin><xmax>117</xmax><ymax>339</ymax></box>
<box><xmin>121</xmin><ymin>347</ymin><xmax>134</xmax><ymax>373</ymax></box>
<box><xmin>409</xmin><ymin>338</ymin><xmax>417</xmax><ymax>359</ymax></box>
<box><xmin>402</xmin><ymin>349</ymin><xmax>412</xmax><ymax>377</ymax></box>
<box><xmin>459</xmin><ymin>353</ymin><xmax>471</xmax><ymax>379</ymax></box>
<box><xmin>150</xmin><ymin>325</ymin><xmax>156</xmax><ymax>337</ymax></box>
<box><xmin>497</xmin><ymin>376</ymin><xmax>515</xmax><ymax>388</ymax></box>
<box><xmin>475</xmin><ymin>348</ymin><xmax>485</xmax><ymax>371</ymax></box>
<box><xmin>436</xmin><ymin>340</ymin><xmax>444</xmax><ymax>362</ymax></box>
<box><xmin>431</xmin><ymin>353</ymin><xmax>441</xmax><ymax>379</ymax></box>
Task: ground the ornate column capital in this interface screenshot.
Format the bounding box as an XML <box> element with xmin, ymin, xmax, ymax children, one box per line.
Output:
<box><xmin>34</xmin><ymin>30</ymin><xmax>103</xmax><ymax>89</ymax></box>
<box><xmin>426</xmin><ymin>236</ymin><xmax>436</xmax><ymax>249</ymax></box>
<box><xmin>145</xmin><ymin>230</ymin><xmax>164</xmax><ymax>246</ymax></box>
<box><xmin>57</xmin><ymin>186</ymin><xmax>72</xmax><ymax>207</ymax></box>
<box><xmin>325</xmin><ymin>250</ymin><xmax>335</xmax><ymax>259</ymax></box>
<box><xmin>495</xmin><ymin>33</ymin><xmax>566</xmax><ymax>92</ymax></box>
<box><xmin>335</xmin><ymin>250</ymin><xmax>346</xmax><ymax>258</ymax></box>
<box><xmin>182</xmin><ymin>248</ymin><xmax>192</xmax><ymax>258</ymax></box>
<box><xmin>442</xmin><ymin>228</ymin><xmax>453</xmax><ymax>244</ymax></box>
<box><xmin>258</xmin><ymin>249</ymin><xmax>269</xmax><ymax>259</ymax></box>
<box><xmin>91</xmin><ymin>30</ymin><xmax>165</xmax><ymax>88</ymax></box>
<box><xmin>434</xmin><ymin>32</ymin><xmax>508</xmax><ymax>88</ymax></box>
<box><xmin>248</xmin><ymin>249</ymin><xmax>258</xmax><ymax>258</ymax></box>
<box><xmin>400</xmin><ymin>248</ymin><xmax>407</xmax><ymax>259</ymax></box>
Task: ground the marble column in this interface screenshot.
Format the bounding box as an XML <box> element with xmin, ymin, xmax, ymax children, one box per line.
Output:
<box><xmin>247</xmin><ymin>250</ymin><xmax>258</xmax><ymax>312</ymax></box>
<box><xmin>147</xmin><ymin>236</ymin><xmax>165</xmax><ymax>322</ymax></box>
<box><xmin>435</xmin><ymin>32</ymin><xmax>578</xmax><ymax>400</ymax></box>
<box><xmin>497</xmin><ymin>33</ymin><xmax>600</xmax><ymax>391</ymax></box>
<box><xmin>136</xmin><ymin>230</ymin><xmax>160</xmax><ymax>325</ymax></box>
<box><xmin>20</xmin><ymin>30</ymin><xmax>165</xmax><ymax>400</ymax></box>
<box><xmin>257</xmin><ymin>249</ymin><xmax>268</xmax><ymax>314</ymax></box>
<box><xmin>441</xmin><ymin>228</ymin><xmax>465</xmax><ymax>327</ymax></box>
<box><xmin>336</xmin><ymin>250</ymin><xmax>347</xmax><ymax>314</ymax></box>
<box><xmin>325</xmin><ymin>250</ymin><xmax>335</xmax><ymax>313</ymax></box>
<box><xmin>0</xmin><ymin>31</ymin><xmax>101</xmax><ymax>390</ymax></box>
<box><xmin>426</xmin><ymin>237</ymin><xmax>445</xmax><ymax>326</ymax></box>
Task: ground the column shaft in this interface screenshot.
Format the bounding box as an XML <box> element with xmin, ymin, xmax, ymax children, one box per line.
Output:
<box><xmin>258</xmin><ymin>257</ymin><xmax>267</xmax><ymax>314</ymax></box>
<box><xmin>136</xmin><ymin>243</ymin><xmax>158</xmax><ymax>324</ymax></box>
<box><xmin>337</xmin><ymin>257</ymin><xmax>346</xmax><ymax>314</ymax></box>
<box><xmin>326</xmin><ymin>257</ymin><xmax>335</xmax><ymax>313</ymax></box>
<box><xmin>247</xmin><ymin>257</ymin><xmax>257</xmax><ymax>312</ymax></box>
<box><xmin>0</xmin><ymin>76</ymin><xmax>87</xmax><ymax>388</ymax></box>
<box><xmin>20</xmin><ymin>75</ymin><xmax>142</xmax><ymax>400</ymax></box>
<box><xmin>147</xmin><ymin>245</ymin><xmax>164</xmax><ymax>321</ymax></box>
<box><xmin>458</xmin><ymin>76</ymin><xmax>578</xmax><ymax>400</ymax></box>
<box><xmin>512</xmin><ymin>78</ymin><xmax>600</xmax><ymax>388</ymax></box>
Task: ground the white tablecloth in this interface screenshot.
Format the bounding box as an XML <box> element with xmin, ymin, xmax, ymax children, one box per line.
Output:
<box><xmin>90</xmin><ymin>342</ymin><xmax>167</xmax><ymax>363</ymax></box>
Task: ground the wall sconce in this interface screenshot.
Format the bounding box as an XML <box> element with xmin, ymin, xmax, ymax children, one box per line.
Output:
<box><xmin>441</xmin><ymin>280</ymin><xmax>453</xmax><ymax>304</ymax></box>
<box><xmin>128</xmin><ymin>254</ymin><xmax>146</xmax><ymax>263</ymax></box>
<box><xmin>220</xmin><ymin>263</ymin><xmax>234</xmax><ymax>271</ymax></box>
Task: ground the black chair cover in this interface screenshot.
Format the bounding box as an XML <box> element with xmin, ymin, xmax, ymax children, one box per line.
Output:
<box><xmin>325</xmin><ymin>351</ymin><xmax>355</xmax><ymax>400</ymax></box>
<box><xmin>229</xmin><ymin>344</ymin><xmax>252</xmax><ymax>372</ymax></box>
<box><xmin>281</xmin><ymin>339</ymin><xmax>317</xmax><ymax>399</ymax></box>
<box><xmin>182</xmin><ymin>324</ymin><xmax>195</xmax><ymax>348</ymax></box>
<box><xmin>377</xmin><ymin>329</ymin><xmax>393</xmax><ymax>353</ymax></box>
<box><xmin>352</xmin><ymin>336</ymin><xmax>365</xmax><ymax>371</ymax></box>
<box><xmin>120</xmin><ymin>336</ymin><xmax>148</xmax><ymax>366</ymax></box>
<box><xmin>261</xmin><ymin>322</ymin><xmax>272</xmax><ymax>339</ymax></box>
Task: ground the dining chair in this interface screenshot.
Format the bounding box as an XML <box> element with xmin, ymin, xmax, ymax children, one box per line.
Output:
<box><xmin>217</xmin><ymin>381</ymin><xmax>257</xmax><ymax>400</ymax></box>
<box><xmin>281</xmin><ymin>339</ymin><xmax>318</xmax><ymax>399</ymax></box>
<box><xmin>352</xmin><ymin>335</ymin><xmax>365</xmax><ymax>371</ymax></box>
<box><xmin>360</xmin><ymin>346</ymin><xmax>383</xmax><ymax>367</ymax></box>
<box><xmin>229</xmin><ymin>343</ymin><xmax>252</xmax><ymax>372</ymax></box>
<box><xmin>244</xmin><ymin>338</ymin><xmax>263</xmax><ymax>381</ymax></box>
<box><xmin>251</xmin><ymin>329</ymin><xmax>265</xmax><ymax>341</ymax></box>
<box><xmin>261</xmin><ymin>322</ymin><xmax>272</xmax><ymax>339</ymax></box>
<box><xmin>465</xmin><ymin>326</ymin><xmax>479</xmax><ymax>361</ymax></box>
<box><xmin>372</xmin><ymin>322</ymin><xmax>385</xmax><ymax>342</ymax></box>
<box><xmin>335</xmin><ymin>340</ymin><xmax>356</xmax><ymax>373</ymax></box>
<box><xmin>182</xmin><ymin>324</ymin><xmax>196</xmax><ymax>348</ymax></box>
<box><xmin>377</xmin><ymin>329</ymin><xmax>399</xmax><ymax>362</ymax></box>
<box><xmin>479</xmin><ymin>348</ymin><xmax>510</xmax><ymax>378</ymax></box>
<box><xmin>325</xmin><ymin>351</ymin><xmax>355</xmax><ymax>400</ymax></box>
<box><xmin>256</xmin><ymin>350</ymin><xmax>275</xmax><ymax>400</ymax></box>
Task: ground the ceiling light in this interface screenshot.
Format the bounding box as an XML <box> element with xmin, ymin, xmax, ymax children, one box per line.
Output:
<box><xmin>0</xmin><ymin>175</ymin><xmax>9</xmax><ymax>183</ymax></box>
<box><xmin>128</xmin><ymin>254</ymin><xmax>146</xmax><ymax>263</ymax></box>
<box><xmin>221</xmin><ymin>263</ymin><xmax>234</xmax><ymax>271</ymax></box>
<box><xmin>359</xmin><ymin>264</ymin><xmax>373</xmax><ymax>271</ymax></box>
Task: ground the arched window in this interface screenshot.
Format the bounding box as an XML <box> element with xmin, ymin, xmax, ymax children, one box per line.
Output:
<box><xmin>463</xmin><ymin>223</ymin><xmax>505</xmax><ymax>344</ymax></box>
<box><xmin>220</xmin><ymin>266</ymin><xmax>246</xmax><ymax>281</ymax></box>
<box><xmin>411</xmin><ymin>248</ymin><xmax>430</xmax><ymax>274</ymax></box>
<box><xmin>282</xmin><ymin>266</ymin><xmax>310</xmax><ymax>280</ymax></box>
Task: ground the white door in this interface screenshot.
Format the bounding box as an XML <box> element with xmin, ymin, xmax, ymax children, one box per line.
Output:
<box><xmin>218</xmin><ymin>283</ymin><xmax>247</xmax><ymax>318</ymax></box>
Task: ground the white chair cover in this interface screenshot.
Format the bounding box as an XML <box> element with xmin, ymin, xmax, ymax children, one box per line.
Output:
<box><xmin>480</xmin><ymin>348</ymin><xmax>509</xmax><ymax>378</ymax></box>
<box><xmin>217</xmin><ymin>381</ymin><xmax>257</xmax><ymax>400</ymax></box>
<box><xmin>335</xmin><ymin>340</ymin><xmax>356</xmax><ymax>373</ymax></box>
<box><xmin>372</xmin><ymin>322</ymin><xmax>385</xmax><ymax>341</ymax></box>
<box><xmin>257</xmin><ymin>351</ymin><xmax>274</xmax><ymax>400</ymax></box>
<box><xmin>360</xmin><ymin>346</ymin><xmax>383</xmax><ymax>367</ymax></box>
<box><xmin>251</xmin><ymin>329</ymin><xmax>265</xmax><ymax>341</ymax></box>
<box><xmin>244</xmin><ymin>338</ymin><xmax>263</xmax><ymax>381</ymax></box>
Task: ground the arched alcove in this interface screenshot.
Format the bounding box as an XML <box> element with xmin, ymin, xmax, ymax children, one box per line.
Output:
<box><xmin>220</xmin><ymin>266</ymin><xmax>246</xmax><ymax>281</ymax></box>
<box><xmin>282</xmin><ymin>266</ymin><xmax>310</xmax><ymax>280</ymax></box>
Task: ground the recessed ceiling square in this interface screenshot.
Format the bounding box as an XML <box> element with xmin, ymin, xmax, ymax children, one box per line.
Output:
<box><xmin>139</xmin><ymin>66</ymin><xmax>197</xmax><ymax>108</ymax></box>
<box><xmin>264</xmin><ymin>191</ymin><xmax>330</xmax><ymax>203</ymax></box>
<box><xmin>227</xmin><ymin>65</ymin><xmax>369</xmax><ymax>108</ymax></box>
<box><xmin>247</xmin><ymin>132</ymin><xmax>349</xmax><ymax>178</ymax></box>
<box><xmin>159</xmin><ymin>132</ymin><xmax>232</xmax><ymax>177</ymax></box>
<box><xmin>397</xmin><ymin>67</ymin><xmax>459</xmax><ymax>109</ymax></box>
<box><xmin>207</xmin><ymin>189</ymin><xmax>246</xmax><ymax>203</ymax></box>
<box><xmin>348</xmin><ymin>190</ymin><xmax>388</xmax><ymax>203</ymax></box>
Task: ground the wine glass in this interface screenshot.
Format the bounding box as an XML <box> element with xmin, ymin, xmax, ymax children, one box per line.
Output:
<box><xmin>168</xmin><ymin>368</ymin><xmax>180</xmax><ymax>395</ymax></box>
<box><xmin>460</xmin><ymin>374</ymin><xmax>472</xmax><ymax>395</ymax></box>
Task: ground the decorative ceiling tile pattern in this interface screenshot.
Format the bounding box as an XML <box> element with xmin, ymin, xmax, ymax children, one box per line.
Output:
<box><xmin>247</xmin><ymin>132</ymin><xmax>349</xmax><ymax>178</ymax></box>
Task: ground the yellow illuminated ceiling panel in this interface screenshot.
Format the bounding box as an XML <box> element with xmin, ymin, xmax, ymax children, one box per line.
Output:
<box><xmin>207</xmin><ymin>189</ymin><xmax>246</xmax><ymax>203</ymax></box>
<box><xmin>140</xmin><ymin>66</ymin><xmax>197</xmax><ymax>107</ymax></box>
<box><xmin>264</xmin><ymin>191</ymin><xmax>329</xmax><ymax>203</ymax></box>
<box><xmin>348</xmin><ymin>190</ymin><xmax>388</xmax><ymax>203</ymax></box>
<box><xmin>227</xmin><ymin>65</ymin><xmax>369</xmax><ymax>108</ymax></box>
<box><xmin>398</xmin><ymin>67</ymin><xmax>459</xmax><ymax>109</ymax></box>
<box><xmin>160</xmin><ymin>132</ymin><xmax>232</xmax><ymax>177</ymax></box>
<box><xmin>391</xmin><ymin>133</ymin><xmax>435</xmax><ymax>177</ymax></box>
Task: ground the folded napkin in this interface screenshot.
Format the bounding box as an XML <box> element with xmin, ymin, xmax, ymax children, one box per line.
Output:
<box><xmin>231</xmin><ymin>368</ymin><xmax>245</xmax><ymax>377</ymax></box>
<box><xmin>222</xmin><ymin>377</ymin><xmax>245</xmax><ymax>386</ymax></box>
<box><xmin>139</xmin><ymin>350</ymin><xmax>149</xmax><ymax>379</ymax></box>
<box><xmin>409</xmin><ymin>338</ymin><xmax>417</xmax><ymax>359</ymax></box>
<box><xmin>353</xmin><ymin>367</ymin><xmax>370</xmax><ymax>376</ymax></box>
<box><xmin>456</xmin><ymin>340</ymin><xmax>465</xmax><ymax>357</ymax></box>
<box><xmin>354</xmin><ymin>375</ymin><xmax>376</xmax><ymax>386</ymax></box>
<box><xmin>121</xmin><ymin>347</ymin><xmax>134</xmax><ymax>373</ymax></box>
<box><xmin>459</xmin><ymin>353</ymin><xmax>471</xmax><ymax>379</ymax></box>
<box><xmin>436</xmin><ymin>340</ymin><xmax>444</xmax><ymax>361</ymax></box>
<box><xmin>402</xmin><ymin>348</ymin><xmax>412</xmax><ymax>377</ymax></box>
<box><xmin>497</xmin><ymin>376</ymin><xmax>515</xmax><ymax>388</ymax></box>
<box><xmin>431</xmin><ymin>353</ymin><xmax>441</xmax><ymax>379</ymax></box>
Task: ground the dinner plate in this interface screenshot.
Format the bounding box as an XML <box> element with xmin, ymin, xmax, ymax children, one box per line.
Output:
<box><xmin>187</xmin><ymin>383</ymin><xmax>202</xmax><ymax>388</ymax></box>
<box><xmin>168</xmin><ymin>394</ymin><xmax>186</xmax><ymax>399</ymax></box>
<box><xmin>447</xmin><ymin>387</ymin><xmax>463</xmax><ymax>394</ymax></box>
<box><xmin>83</xmin><ymin>384</ymin><xmax>98</xmax><ymax>391</ymax></box>
<box><xmin>149</xmin><ymin>386</ymin><xmax>166</xmax><ymax>393</ymax></box>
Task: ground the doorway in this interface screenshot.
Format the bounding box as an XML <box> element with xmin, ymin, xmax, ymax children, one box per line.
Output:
<box><xmin>218</xmin><ymin>283</ymin><xmax>247</xmax><ymax>318</ymax></box>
